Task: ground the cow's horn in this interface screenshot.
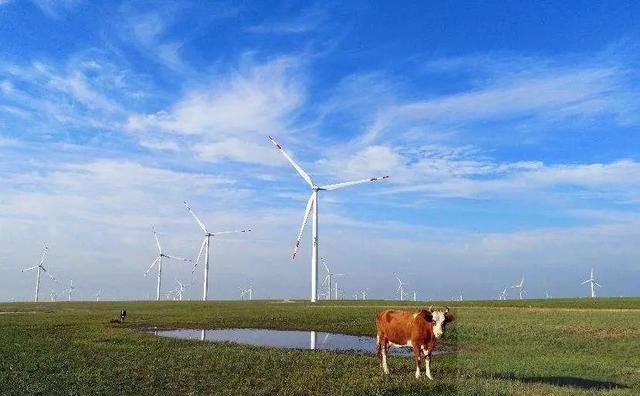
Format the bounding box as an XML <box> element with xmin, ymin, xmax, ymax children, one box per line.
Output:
<box><xmin>428</xmin><ymin>305</ymin><xmax>433</xmax><ymax>312</ymax></box>
<box><xmin>445</xmin><ymin>306</ymin><xmax>450</xmax><ymax>313</ymax></box>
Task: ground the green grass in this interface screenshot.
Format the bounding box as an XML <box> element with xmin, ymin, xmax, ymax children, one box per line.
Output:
<box><xmin>1</xmin><ymin>298</ymin><xmax>639</xmax><ymax>395</ymax></box>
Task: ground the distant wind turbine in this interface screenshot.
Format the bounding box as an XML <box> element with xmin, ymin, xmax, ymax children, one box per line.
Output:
<box><xmin>268</xmin><ymin>136</ymin><xmax>389</xmax><ymax>302</ymax></box>
<box><xmin>497</xmin><ymin>288</ymin><xmax>508</xmax><ymax>300</ymax></box>
<box><xmin>581</xmin><ymin>269</ymin><xmax>601</xmax><ymax>298</ymax></box>
<box><xmin>145</xmin><ymin>227</ymin><xmax>191</xmax><ymax>301</ymax></box>
<box><xmin>95</xmin><ymin>289</ymin><xmax>102</xmax><ymax>302</ymax></box>
<box><xmin>321</xmin><ymin>259</ymin><xmax>343</xmax><ymax>301</ymax></box>
<box><xmin>66</xmin><ymin>280</ymin><xmax>75</xmax><ymax>302</ymax></box>
<box><xmin>393</xmin><ymin>273</ymin><xmax>408</xmax><ymax>301</ymax></box>
<box><xmin>511</xmin><ymin>276</ymin><xmax>526</xmax><ymax>300</ymax></box>
<box><xmin>185</xmin><ymin>201</ymin><xmax>252</xmax><ymax>301</ymax></box>
<box><xmin>22</xmin><ymin>243</ymin><xmax>55</xmax><ymax>302</ymax></box>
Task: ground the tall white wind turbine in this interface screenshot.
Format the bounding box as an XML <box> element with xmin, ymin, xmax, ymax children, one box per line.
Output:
<box><xmin>184</xmin><ymin>201</ymin><xmax>252</xmax><ymax>301</ymax></box>
<box><xmin>95</xmin><ymin>289</ymin><xmax>102</xmax><ymax>302</ymax></box>
<box><xmin>497</xmin><ymin>288</ymin><xmax>508</xmax><ymax>300</ymax></box>
<box><xmin>393</xmin><ymin>273</ymin><xmax>408</xmax><ymax>301</ymax></box>
<box><xmin>268</xmin><ymin>136</ymin><xmax>389</xmax><ymax>302</ymax></box>
<box><xmin>581</xmin><ymin>269</ymin><xmax>601</xmax><ymax>298</ymax></box>
<box><xmin>22</xmin><ymin>244</ymin><xmax>55</xmax><ymax>302</ymax></box>
<box><xmin>511</xmin><ymin>276</ymin><xmax>526</xmax><ymax>300</ymax></box>
<box><xmin>145</xmin><ymin>227</ymin><xmax>190</xmax><ymax>301</ymax></box>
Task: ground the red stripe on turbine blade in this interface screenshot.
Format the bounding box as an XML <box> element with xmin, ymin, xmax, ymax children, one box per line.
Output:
<box><xmin>296</xmin><ymin>241</ymin><xmax>300</xmax><ymax>247</ymax></box>
<box><xmin>382</xmin><ymin>175</ymin><xmax>390</xmax><ymax>179</ymax></box>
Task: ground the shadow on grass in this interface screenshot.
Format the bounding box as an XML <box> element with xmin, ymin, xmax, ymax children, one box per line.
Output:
<box><xmin>493</xmin><ymin>373</ymin><xmax>629</xmax><ymax>390</ymax></box>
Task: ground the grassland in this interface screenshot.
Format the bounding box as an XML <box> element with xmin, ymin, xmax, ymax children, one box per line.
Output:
<box><xmin>1</xmin><ymin>298</ymin><xmax>639</xmax><ymax>395</ymax></box>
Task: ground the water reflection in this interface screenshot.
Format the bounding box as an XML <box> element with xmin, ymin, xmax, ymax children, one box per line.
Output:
<box><xmin>147</xmin><ymin>328</ymin><xmax>447</xmax><ymax>356</ymax></box>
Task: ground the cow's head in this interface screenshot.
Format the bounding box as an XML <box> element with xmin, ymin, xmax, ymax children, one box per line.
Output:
<box><xmin>429</xmin><ymin>306</ymin><xmax>454</xmax><ymax>339</ymax></box>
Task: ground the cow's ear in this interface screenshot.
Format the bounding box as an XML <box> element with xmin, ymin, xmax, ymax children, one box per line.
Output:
<box><xmin>419</xmin><ymin>309</ymin><xmax>433</xmax><ymax>322</ymax></box>
<box><xmin>445</xmin><ymin>312</ymin><xmax>455</xmax><ymax>323</ymax></box>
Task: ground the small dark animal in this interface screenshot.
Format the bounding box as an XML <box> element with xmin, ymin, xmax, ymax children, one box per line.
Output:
<box><xmin>120</xmin><ymin>309</ymin><xmax>127</xmax><ymax>322</ymax></box>
<box><xmin>375</xmin><ymin>306</ymin><xmax>453</xmax><ymax>379</ymax></box>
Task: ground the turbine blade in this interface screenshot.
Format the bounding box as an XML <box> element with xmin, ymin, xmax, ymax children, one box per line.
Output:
<box><xmin>184</xmin><ymin>201</ymin><xmax>208</xmax><ymax>234</ymax></box>
<box><xmin>164</xmin><ymin>254</ymin><xmax>190</xmax><ymax>262</ymax></box>
<box><xmin>192</xmin><ymin>238</ymin><xmax>207</xmax><ymax>273</ymax></box>
<box><xmin>594</xmin><ymin>282</ymin><xmax>602</xmax><ymax>287</ymax></box>
<box><xmin>320</xmin><ymin>175</ymin><xmax>390</xmax><ymax>191</ymax></box>
<box><xmin>39</xmin><ymin>244</ymin><xmax>48</xmax><ymax>265</ymax></box>
<box><xmin>153</xmin><ymin>227</ymin><xmax>162</xmax><ymax>253</ymax></box>
<box><xmin>22</xmin><ymin>265</ymin><xmax>39</xmax><ymax>272</ymax></box>
<box><xmin>145</xmin><ymin>256</ymin><xmax>160</xmax><ymax>275</ymax></box>
<box><xmin>213</xmin><ymin>229</ymin><xmax>252</xmax><ymax>236</ymax></box>
<box><xmin>322</xmin><ymin>262</ymin><xmax>330</xmax><ymax>274</ymax></box>
<box><xmin>268</xmin><ymin>136</ymin><xmax>314</xmax><ymax>187</ymax></box>
<box><xmin>292</xmin><ymin>193</ymin><xmax>315</xmax><ymax>259</ymax></box>
<box><xmin>44</xmin><ymin>270</ymin><xmax>56</xmax><ymax>281</ymax></box>
<box><xmin>581</xmin><ymin>280</ymin><xmax>590</xmax><ymax>284</ymax></box>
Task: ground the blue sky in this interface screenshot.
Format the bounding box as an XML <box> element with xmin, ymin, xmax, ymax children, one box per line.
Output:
<box><xmin>1</xmin><ymin>0</ymin><xmax>639</xmax><ymax>301</ymax></box>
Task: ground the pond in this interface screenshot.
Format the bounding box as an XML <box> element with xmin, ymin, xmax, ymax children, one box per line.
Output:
<box><xmin>146</xmin><ymin>328</ymin><xmax>448</xmax><ymax>356</ymax></box>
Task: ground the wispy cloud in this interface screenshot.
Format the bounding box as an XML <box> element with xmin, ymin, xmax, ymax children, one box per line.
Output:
<box><xmin>127</xmin><ymin>56</ymin><xmax>305</xmax><ymax>164</ymax></box>
<box><xmin>246</xmin><ymin>5</ymin><xmax>326</xmax><ymax>34</ymax></box>
<box><xmin>359</xmin><ymin>64</ymin><xmax>637</xmax><ymax>145</ymax></box>
<box><xmin>31</xmin><ymin>0</ymin><xmax>82</xmax><ymax>19</ymax></box>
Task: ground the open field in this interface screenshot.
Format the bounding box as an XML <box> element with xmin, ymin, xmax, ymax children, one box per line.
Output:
<box><xmin>1</xmin><ymin>298</ymin><xmax>639</xmax><ymax>395</ymax></box>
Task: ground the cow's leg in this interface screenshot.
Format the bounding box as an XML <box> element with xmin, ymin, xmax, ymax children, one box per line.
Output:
<box><xmin>423</xmin><ymin>349</ymin><xmax>433</xmax><ymax>380</ymax></box>
<box><xmin>382</xmin><ymin>339</ymin><xmax>390</xmax><ymax>374</ymax></box>
<box><xmin>413</xmin><ymin>345</ymin><xmax>421</xmax><ymax>379</ymax></box>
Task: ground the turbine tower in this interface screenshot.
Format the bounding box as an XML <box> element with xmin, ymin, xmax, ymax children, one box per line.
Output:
<box><xmin>95</xmin><ymin>289</ymin><xmax>102</xmax><ymax>302</ymax></box>
<box><xmin>511</xmin><ymin>276</ymin><xmax>526</xmax><ymax>300</ymax></box>
<box><xmin>184</xmin><ymin>201</ymin><xmax>251</xmax><ymax>301</ymax></box>
<box><xmin>21</xmin><ymin>244</ymin><xmax>55</xmax><ymax>302</ymax></box>
<box><xmin>268</xmin><ymin>136</ymin><xmax>389</xmax><ymax>302</ymax></box>
<box><xmin>145</xmin><ymin>227</ymin><xmax>190</xmax><ymax>301</ymax></box>
<box><xmin>393</xmin><ymin>273</ymin><xmax>408</xmax><ymax>301</ymax></box>
<box><xmin>581</xmin><ymin>269</ymin><xmax>601</xmax><ymax>298</ymax></box>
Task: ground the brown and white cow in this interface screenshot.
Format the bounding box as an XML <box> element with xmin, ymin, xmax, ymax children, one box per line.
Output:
<box><xmin>375</xmin><ymin>306</ymin><xmax>453</xmax><ymax>379</ymax></box>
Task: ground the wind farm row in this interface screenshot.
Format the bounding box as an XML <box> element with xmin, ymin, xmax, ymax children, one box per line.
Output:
<box><xmin>20</xmin><ymin>136</ymin><xmax>608</xmax><ymax>304</ymax></box>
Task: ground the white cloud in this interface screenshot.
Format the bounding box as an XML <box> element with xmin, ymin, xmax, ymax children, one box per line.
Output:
<box><xmin>31</xmin><ymin>0</ymin><xmax>81</xmax><ymax>19</ymax></box>
<box><xmin>138</xmin><ymin>138</ymin><xmax>180</xmax><ymax>152</ymax></box>
<box><xmin>128</xmin><ymin>57</ymin><xmax>305</xmax><ymax>165</ymax></box>
<box><xmin>359</xmin><ymin>64</ymin><xmax>636</xmax><ymax>145</ymax></box>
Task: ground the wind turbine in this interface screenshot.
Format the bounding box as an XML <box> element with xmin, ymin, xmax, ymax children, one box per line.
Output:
<box><xmin>321</xmin><ymin>259</ymin><xmax>343</xmax><ymax>300</ymax></box>
<box><xmin>511</xmin><ymin>276</ymin><xmax>526</xmax><ymax>300</ymax></box>
<box><xmin>175</xmin><ymin>281</ymin><xmax>186</xmax><ymax>301</ymax></box>
<box><xmin>497</xmin><ymin>288</ymin><xmax>508</xmax><ymax>300</ymax></box>
<box><xmin>268</xmin><ymin>136</ymin><xmax>389</xmax><ymax>302</ymax></box>
<box><xmin>393</xmin><ymin>273</ymin><xmax>408</xmax><ymax>301</ymax></box>
<box><xmin>49</xmin><ymin>289</ymin><xmax>57</xmax><ymax>302</ymax></box>
<box><xmin>21</xmin><ymin>244</ymin><xmax>55</xmax><ymax>302</ymax></box>
<box><xmin>145</xmin><ymin>227</ymin><xmax>191</xmax><ymax>301</ymax></box>
<box><xmin>184</xmin><ymin>201</ymin><xmax>252</xmax><ymax>301</ymax></box>
<box><xmin>66</xmin><ymin>280</ymin><xmax>75</xmax><ymax>301</ymax></box>
<box><xmin>361</xmin><ymin>289</ymin><xmax>368</xmax><ymax>300</ymax></box>
<box><xmin>95</xmin><ymin>289</ymin><xmax>102</xmax><ymax>302</ymax></box>
<box><xmin>581</xmin><ymin>269</ymin><xmax>601</xmax><ymax>298</ymax></box>
<box><xmin>412</xmin><ymin>290</ymin><xmax>417</xmax><ymax>301</ymax></box>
